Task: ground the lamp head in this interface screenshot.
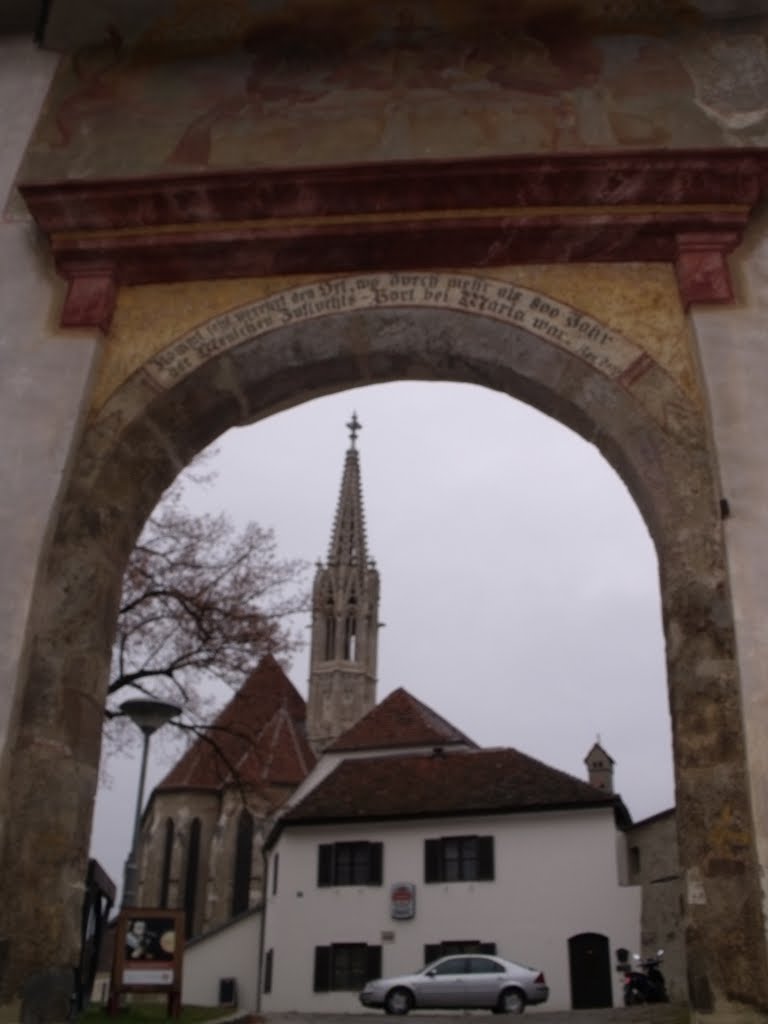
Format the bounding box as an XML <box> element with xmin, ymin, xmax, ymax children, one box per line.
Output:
<box><xmin>119</xmin><ymin>698</ymin><xmax>181</xmax><ymax>735</ymax></box>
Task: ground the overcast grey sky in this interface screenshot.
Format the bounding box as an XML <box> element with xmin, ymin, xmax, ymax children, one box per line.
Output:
<box><xmin>90</xmin><ymin>380</ymin><xmax>674</xmax><ymax>893</ymax></box>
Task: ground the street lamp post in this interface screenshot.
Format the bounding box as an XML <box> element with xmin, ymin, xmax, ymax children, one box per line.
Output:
<box><xmin>120</xmin><ymin>698</ymin><xmax>181</xmax><ymax>908</ymax></box>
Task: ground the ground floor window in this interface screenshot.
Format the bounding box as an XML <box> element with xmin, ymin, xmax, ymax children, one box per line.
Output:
<box><xmin>425</xmin><ymin>940</ymin><xmax>497</xmax><ymax>963</ymax></box>
<box><xmin>313</xmin><ymin>943</ymin><xmax>382</xmax><ymax>991</ymax></box>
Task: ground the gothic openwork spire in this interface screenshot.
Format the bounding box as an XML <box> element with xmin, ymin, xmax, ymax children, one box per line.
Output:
<box><xmin>306</xmin><ymin>416</ymin><xmax>380</xmax><ymax>753</ymax></box>
<box><xmin>328</xmin><ymin>411</ymin><xmax>369</xmax><ymax>569</ymax></box>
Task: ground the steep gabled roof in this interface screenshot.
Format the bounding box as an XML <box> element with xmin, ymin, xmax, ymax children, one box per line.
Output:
<box><xmin>282</xmin><ymin>746</ymin><xmax>617</xmax><ymax>825</ymax></box>
<box><xmin>585</xmin><ymin>741</ymin><xmax>615</xmax><ymax>766</ymax></box>
<box><xmin>156</xmin><ymin>654</ymin><xmax>315</xmax><ymax>793</ymax></box>
<box><xmin>326</xmin><ymin>686</ymin><xmax>477</xmax><ymax>753</ymax></box>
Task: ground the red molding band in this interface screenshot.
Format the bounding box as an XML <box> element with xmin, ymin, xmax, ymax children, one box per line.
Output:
<box><xmin>19</xmin><ymin>149</ymin><xmax>768</xmax><ymax>330</ymax></box>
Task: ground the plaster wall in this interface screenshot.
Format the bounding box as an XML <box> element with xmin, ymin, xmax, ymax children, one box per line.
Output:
<box><xmin>182</xmin><ymin>908</ymin><xmax>261</xmax><ymax>1010</ymax></box>
<box><xmin>690</xmin><ymin>216</ymin><xmax>768</xmax><ymax>951</ymax></box>
<box><xmin>263</xmin><ymin>809</ymin><xmax>641</xmax><ymax>1013</ymax></box>
<box><xmin>0</xmin><ymin>37</ymin><xmax>101</xmax><ymax>880</ymax></box>
<box><xmin>627</xmin><ymin>812</ymin><xmax>686</xmax><ymax>1002</ymax></box>
<box><xmin>14</xmin><ymin>9</ymin><xmax>768</xmax><ymax>187</ymax></box>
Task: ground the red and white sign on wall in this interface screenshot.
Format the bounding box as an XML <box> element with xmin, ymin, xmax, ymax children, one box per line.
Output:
<box><xmin>390</xmin><ymin>883</ymin><xmax>416</xmax><ymax>920</ymax></box>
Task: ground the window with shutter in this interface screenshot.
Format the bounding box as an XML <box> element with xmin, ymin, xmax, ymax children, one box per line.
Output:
<box><xmin>317</xmin><ymin>841</ymin><xmax>383</xmax><ymax>886</ymax></box>
<box><xmin>313</xmin><ymin>944</ymin><xmax>382</xmax><ymax>990</ymax></box>
<box><xmin>425</xmin><ymin>940</ymin><xmax>498</xmax><ymax>962</ymax></box>
<box><xmin>424</xmin><ymin>836</ymin><xmax>495</xmax><ymax>883</ymax></box>
<box><xmin>314</xmin><ymin>946</ymin><xmax>331</xmax><ymax>992</ymax></box>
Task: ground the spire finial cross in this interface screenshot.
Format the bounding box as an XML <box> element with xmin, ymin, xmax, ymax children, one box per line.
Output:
<box><xmin>347</xmin><ymin>411</ymin><xmax>362</xmax><ymax>446</ymax></box>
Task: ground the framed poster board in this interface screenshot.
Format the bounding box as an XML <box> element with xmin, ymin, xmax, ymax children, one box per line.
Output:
<box><xmin>110</xmin><ymin>909</ymin><xmax>185</xmax><ymax>1016</ymax></box>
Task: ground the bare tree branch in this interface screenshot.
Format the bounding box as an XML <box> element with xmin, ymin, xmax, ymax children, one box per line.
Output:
<box><xmin>104</xmin><ymin>468</ymin><xmax>309</xmax><ymax>757</ymax></box>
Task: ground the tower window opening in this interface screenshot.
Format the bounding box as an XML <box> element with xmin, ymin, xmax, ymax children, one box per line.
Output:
<box><xmin>324</xmin><ymin>612</ymin><xmax>336</xmax><ymax>661</ymax></box>
<box><xmin>344</xmin><ymin>615</ymin><xmax>357</xmax><ymax>660</ymax></box>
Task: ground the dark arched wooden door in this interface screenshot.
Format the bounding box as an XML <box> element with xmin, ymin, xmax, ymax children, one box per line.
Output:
<box><xmin>568</xmin><ymin>932</ymin><xmax>612</xmax><ymax>1009</ymax></box>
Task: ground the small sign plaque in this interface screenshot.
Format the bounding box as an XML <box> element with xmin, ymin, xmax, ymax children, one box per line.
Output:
<box><xmin>110</xmin><ymin>908</ymin><xmax>185</xmax><ymax>1017</ymax></box>
<box><xmin>390</xmin><ymin>883</ymin><xmax>416</xmax><ymax>920</ymax></box>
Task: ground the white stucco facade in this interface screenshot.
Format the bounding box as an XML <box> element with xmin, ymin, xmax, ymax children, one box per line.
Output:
<box><xmin>182</xmin><ymin>910</ymin><xmax>262</xmax><ymax>1012</ymax></box>
<box><xmin>262</xmin><ymin>807</ymin><xmax>641</xmax><ymax>1013</ymax></box>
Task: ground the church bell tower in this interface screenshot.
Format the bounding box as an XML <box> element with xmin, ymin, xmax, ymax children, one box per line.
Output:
<box><xmin>306</xmin><ymin>414</ymin><xmax>380</xmax><ymax>753</ymax></box>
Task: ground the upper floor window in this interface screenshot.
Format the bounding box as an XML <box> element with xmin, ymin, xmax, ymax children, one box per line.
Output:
<box><xmin>318</xmin><ymin>841</ymin><xmax>383</xmax><ymax>886</ymax></box>
<box><xmin>424</xmin><ymin>835</ymin><xmax>494</xmax><ymax>883</ymax></box>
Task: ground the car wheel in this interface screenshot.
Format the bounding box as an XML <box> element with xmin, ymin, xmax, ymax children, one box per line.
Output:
<box><xmin>497</xmin><ymin>987</ymin><xmax>525</xmax><ymax>1014</ymax></box>
<box><xmin>384</xmin><ymin>987</ymin><xmax>413</xmax><ymax>1015</ymax></box>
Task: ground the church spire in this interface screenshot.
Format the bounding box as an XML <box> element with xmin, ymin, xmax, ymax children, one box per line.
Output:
<box><xmin>306</xmin><ymin>415</ymin><xmax>380</xmax><ymax>753</ymax></box>
<box><xmin>327</xmin><ymin>412</ymin><xmax>368</xmax><ymax>568</ymax></box>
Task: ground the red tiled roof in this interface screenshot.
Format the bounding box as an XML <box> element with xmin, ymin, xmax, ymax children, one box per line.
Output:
<box><xmin>156</xmin><ymin>654</ymin><xmax>315</xmax><ymax>792</ymax></box>
<box><xmin>327</xmin><ymin>687</ymin><xmax>477</xmax><ymax>752</ymax></box>
<box><xmin>282</xmin><ymin>747</ymin><xmax>616</xmax><ymax>824</ymax></box>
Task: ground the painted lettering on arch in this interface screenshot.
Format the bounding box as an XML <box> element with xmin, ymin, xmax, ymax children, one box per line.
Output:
<box><xmin>142</xmin><ymin>273</ymin><xmax>642</xmax><ymax>390</ymax></box>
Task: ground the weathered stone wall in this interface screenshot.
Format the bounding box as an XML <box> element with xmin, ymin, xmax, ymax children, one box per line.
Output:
<box><xmin>0</xmin><ymin>38</ymin><xmax>102</xmax><ymax>1023</ymax></box>
<box><xmin>627</xmin><ymin>811</ymin><xmax>687</xmax><ymax>1003</ymax></box>
<box><xmin>3</xmin><ymin>268</ymin><xmax>763</xmax><ymax>1021</ymax></box>
<box><xmin>14</xmin><ymin>5</ymin><xmax>768</xmax><ymax>190</ymax></box>
<box><xmin>690</xmin><ymin>212</ymin><xmax>768</xmax><ymax>969</ymax></box>
<box><xmin>3</xmin><ymin>6</ymin><xmax>768</xmax><ymax>1022</ymax></box>
<box><xmin>139</xmin><ymin>784</ymin><xmax>290</xmax><ymax>936</ymax></box>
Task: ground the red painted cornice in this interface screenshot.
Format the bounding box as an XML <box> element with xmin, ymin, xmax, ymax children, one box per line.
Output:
<box><xmin>19</xmin><ymin>149</ymin><xmax>768</xmax><ymax>331</ymax></box>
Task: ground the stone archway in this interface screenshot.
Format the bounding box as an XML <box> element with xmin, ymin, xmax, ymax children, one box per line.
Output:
<box><xmin>1</xmin><ymin>276</ymin><xmax>765</xmax><ymax>1021</ymax></box>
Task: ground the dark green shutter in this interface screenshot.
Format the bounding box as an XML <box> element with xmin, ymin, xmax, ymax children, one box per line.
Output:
<box><xmin>425</xmin><ymin>838</ymin><xmax>442</xmax><ymax>882</ymax></box>
<box><xmin>366</xmin><ymin>945</ymin><xmax>382</xmax><ymax>982</ymax></box>
<box><xmin>424</xmin><ymin>944</ymin><xmax>442</xmax><ymax>964</ymax></box>
<box><xmin>477</xmin><ymin>836</ymin><xmax>494</xmax><ymax>880</ymax></box>
<box><xmin>368</xmin><ymin>842</ymin><xmax>383</xmax><ymax>885</ymax></box>
<box><xmin>480</xmin><ymin>942</ymin><xmax>497</xmax><ymax>955</ymax></box>
<box><xmin>318</xmin><ymin>844</ymin><xmax>333</xmax><ymax>886</ymax></box>
<box><xmin>314</xmin><ymin>946</ymin><xmax>330</xmax><ymax>991</ymax></box>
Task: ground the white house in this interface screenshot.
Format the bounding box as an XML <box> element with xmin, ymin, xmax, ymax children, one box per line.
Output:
<box><xmin>260</xmin><ymin>689</ymin><xmax>641</xmax><ymax>1014</ymax></box>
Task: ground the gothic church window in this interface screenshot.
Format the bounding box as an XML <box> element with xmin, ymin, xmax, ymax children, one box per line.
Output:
<box><xmin>324</xmin><ymin>597</ymin><xmax>336</xmax><ymax>661</ymax></box>
<box><xmin>184</xmin><ymin>818</ymin><xmax>201</xmax><ymax>938</ymax></box>
<box><xmin>232</xmin><ymin>809</ymin><xmax>254</xmax><ymax>916</ymax></box>
<box><xmin>159</xmin><ymin>818</ymin><xmax>174</xmax><ymax>907</ymax></box>
<box><xmin>343</xmin><ymin>615</ymin><xmax>357</xmax><ymax>660</ymax></box>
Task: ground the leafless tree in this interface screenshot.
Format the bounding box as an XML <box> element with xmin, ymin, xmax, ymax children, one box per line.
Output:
<box><xmin>106</xmin><ymin>476</ymin><xmax>309</xmax><ymax>756</ymax></box>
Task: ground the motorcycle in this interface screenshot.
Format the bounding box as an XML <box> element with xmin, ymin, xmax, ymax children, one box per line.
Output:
<box><xmin>616</xmin><ymin>947</ymin><xmax>669</xmax><ymax>1005</ymax></box>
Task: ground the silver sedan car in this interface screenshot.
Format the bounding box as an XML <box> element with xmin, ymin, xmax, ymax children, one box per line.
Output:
<box><xmin>359</xmin><ymin>953</ymin><xmax>549</xmax><ymax>1015</ymax></box>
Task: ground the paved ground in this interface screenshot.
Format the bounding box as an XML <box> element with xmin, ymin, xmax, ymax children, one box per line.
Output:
<box><xmin>252</xmin><ymin>1006</ymin><xmax>688</xmax><ymax>1024</ymax></box>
